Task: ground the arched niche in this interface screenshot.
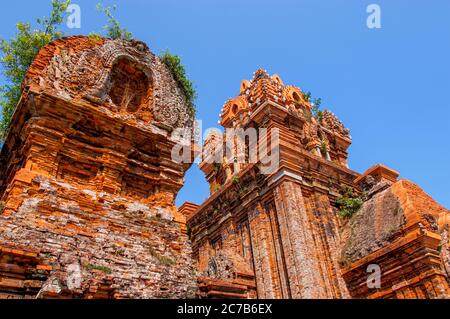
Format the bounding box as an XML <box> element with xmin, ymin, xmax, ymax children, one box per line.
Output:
<box><xmin>106</xmin><ymin>57</ymin><xmax>154</xmax><ymax>114</ymax></box>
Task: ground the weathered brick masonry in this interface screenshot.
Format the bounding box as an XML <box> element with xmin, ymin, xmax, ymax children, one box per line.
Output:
<box><xmin>186</xmin><ymin>70</ymin><xmax>450</xmax><ymax>299</ymax></box>
<box><xmin>0</xmin><ymin>37</ymin><xmax>448</xmax><ymax>299</ymax></box>
<box><xmin>0</xmin><ymin>36</ymin><xmax>196</xmax><ymax>298</ymax></box>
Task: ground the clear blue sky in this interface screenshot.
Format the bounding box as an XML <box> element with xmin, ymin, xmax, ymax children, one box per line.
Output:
<box><xmin>1</xmin><ymin>0</ymin><xmax>449</xmax><ymax>209</ymax></box>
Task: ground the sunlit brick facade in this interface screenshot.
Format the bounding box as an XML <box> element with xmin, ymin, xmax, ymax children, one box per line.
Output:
<box><xmin>186</xmin><ymin>70</ymin><xmax>450</xmax><ymax>299</ymax></box>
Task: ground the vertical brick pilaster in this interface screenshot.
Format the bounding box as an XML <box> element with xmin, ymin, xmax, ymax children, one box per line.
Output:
<box><xmin>273</xmin><ymin>180</ymin><xmax>328</xmax><ymax>298</ymax></box>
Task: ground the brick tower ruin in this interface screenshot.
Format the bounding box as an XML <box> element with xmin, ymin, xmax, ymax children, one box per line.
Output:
<box><xmin>0</xmin><ymin>36</ymin><xmax>197</xmax><ymax>298</ymax></box>
<box><xmin>186</xmin><ymin>70</ymin><xmax>450</xmax><ymax>299</ymax></box>
<box><xmin>0</xmin><ymin>37</ymin><xmax>449</xmax><ymax>299</ymax></box>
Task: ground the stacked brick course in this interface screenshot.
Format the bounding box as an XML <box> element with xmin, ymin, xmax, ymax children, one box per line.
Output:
<box><xmin>0</xmin><ymin>36</ymin><xmax>196</xmax><ymax>298</ymax></box>
<box><xmin>187</xmin><ymin>70</ymin><xmax>450</xmax><ymax>299</ymax></box>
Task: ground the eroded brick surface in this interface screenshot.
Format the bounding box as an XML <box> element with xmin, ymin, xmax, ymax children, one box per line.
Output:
<box><xmin>187</xmin><ymin>70</ymin><xmax>450</xmax><ymax>299</ymax></box>
<box><xmin>341</xmin><ymin>175</ymin><xmax>450</xmax><ymax>298</ymax></box>
<box><xmin>0</xmin><ymin>36</ymin><xmax>196</xmax><ymax>299</ymax></box>
<box><xmin>188</xmin><ymin>70</ymin><xmax>357</xmax><ymax>299</ymax></box>
<box><xmin>1</xmin><ymin>38</ymin><xmax>448</xmax><ymax>299</ymax></box>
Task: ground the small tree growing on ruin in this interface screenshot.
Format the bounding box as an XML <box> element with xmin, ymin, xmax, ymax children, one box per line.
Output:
<box><xmin>336</xmin><ymin>186</ymin><xmax>364</xmax><ymax>218</ymax></box>
<box><xmin>96</xmin><ymin>3</ymin><xmax>133</xmax><ymax>40</ymax></box>
<box><xmin>159</xmin><ymin>50</ymin><xmax>197</xmax><ymax>115</ymax></box>
<box><xmin>302</xmin><ymin>91</ymin><xmax>323</xmax><ymax>123</ymax></box>
<box><xmin>0</xmin><ymin>1</ymin><xmax>195</xmax><ymax>141</ymax></box>
<box><xmin>0</xmin><ymin>0</ymin><xmax>71</xmax><ymax>139</ymax></box>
